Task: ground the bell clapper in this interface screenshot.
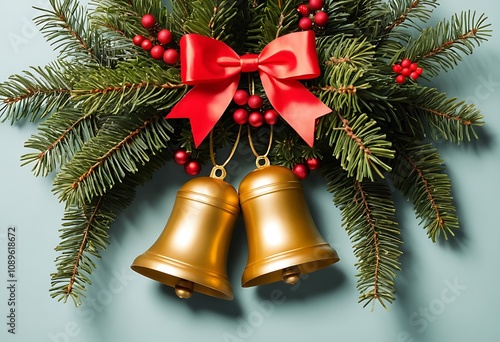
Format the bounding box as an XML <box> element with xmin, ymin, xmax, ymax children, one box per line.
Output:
<box><xmin>282</xmin><ymin>266</ymin><xmax>301</xmax><ymax>285</ymax></box>
<box><xmin>175</xmin><ymin>279</ymin><xmax>195</xmax><ymax>299</ymax></box>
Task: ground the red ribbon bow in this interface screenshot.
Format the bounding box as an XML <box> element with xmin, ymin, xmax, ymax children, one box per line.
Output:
<box><xmin>166</xmin><ymin>31</ymin><xmax>331</xmax><ymax>147</ymax></box>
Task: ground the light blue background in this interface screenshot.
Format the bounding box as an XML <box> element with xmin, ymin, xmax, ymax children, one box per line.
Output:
<box><xmin>1</xmin><ymin>1</ymin><xmax>499</xmax><ymax>341</ymax></box>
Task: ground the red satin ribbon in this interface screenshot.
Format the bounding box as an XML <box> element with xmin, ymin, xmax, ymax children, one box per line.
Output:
<box><xmin>166</xmin><ymin>31</ymin><xmax>331</xmax><ymax>147</ymax></box>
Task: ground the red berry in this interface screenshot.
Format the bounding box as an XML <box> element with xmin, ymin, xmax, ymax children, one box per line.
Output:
<box><xmin>157</xmin><ymin>29</ymin><xmax>173</xmax><ymax>45</ymax></box>
<box><xmin>163</xmin><ymin>48</ymin><xmax>179</xmax><ymax>65</ymax></box>
<box><xmin>133</xmin><ymin>35</ymin><xmax>145</xmax><ymax>46</ymax></box>
<box><xmin>308</xmin><ymin>0</ymin><xmax>324</xmax><ymax>11</ymax></box>
<box><xmin>264</xmin><ymin>109</ymin><xmax>279</xmax><ymax>125</ymax></box>
<box><xmin>395</xmin><ymin>75</ymin><xmax>406</xmax><ymax>84</ymax></box>
<box><xmin>401</xmin><ymin>68</ymin><xmax>411</xmax><ymax>77</ymax></box>
<box><xmin>392</xmin><ymin>64</ymin><xmax>402</xmax><ymax>74</ymax></box>
<box><xmin>233</xmin><ymin>108</ymin><xmax>249</xmax><ymax>125</ymax></box>
<box><xmin>150</xmin><ymin>45</ymin><xmax>165</xmax><ymax>60</ymax></box>
<box><xmin>141</xmin><ymin>14</ymin><xmax>156</xmax><ymax>29</ymax></box>
<box><xmin>247</xmin><ymin>95</ymin><xmax>263</xmax><ymax>109</ymax></box>
<box><xmin>400</xmin><ymin>58</ymin><xmax>411</xmax><ymax>68</ymax></box>
<box><xmin>173</xmin><ymin>149</ymin><xmax>191</xmax><ymax>165</ymax></box>
<box><xmin>141</xmin><ymin>39</ymin><xmax>153</xmax><ymax>51</ymax></box>
<box><xmin>314</xmin><ymin>11</ymin><xmax>328</xmax><ymax>27</ymax></box>
<box><xmin>292</xmin><ymin>163</ymin><xmax>310</xmax><ymax>180</ymax></box>
<box><xmin>410</xmin><ymin>63</ymin><xmax>418</xmax><ymax>71</ymax></box>
<box><xmin>416</xmin><ymin>67</ymin><xmax>424</xmax><ymax>75</ymax></box>
<box><xmin>248</xmin><ymin>111</ymin><xmax>264</xmax><ymax>127</ymax></box>
<box><xmin>298</xmin><ymin>17</ymin><xmax>313</xmax><ymax>30</ymax></box>
<box><xmin>233</xmin><ymin>89</ymin><xmax>250</xmax><ymax>106</ymax></box>
<box><xmin>297</xmin><ymin>4</ymin><xmax>310</xmax><ymax>16</ymax></box>
<box><xmin>306</xmin><ymin>157</ymin><xmax>321</xmax><ymax>170</ymax></box>
<box><xmin>410</xmin><ymin>72</ymin><xmax>420</xmax><ymax>80</ymax></box>
<box><xmin>184</xmin><ymin>160</ymin><xmax>201</xmax><ymax>176</ymax></box>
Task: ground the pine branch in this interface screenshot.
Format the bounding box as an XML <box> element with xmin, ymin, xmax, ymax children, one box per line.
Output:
<box><xmin>243</xmin><ymin>1</ymin><xmax>265</xmax><ymax>52</ymax></box>
<box><xmin>90</xmin><ymin>0</ymin><xmax>169</xmax><ymax>56</ymax></box>
<box><xmin>70</xmin><ymin>59</ymin><xmax>186</xmax><ymax>115</ymax></box>
<box><xmin>392</xmin><ymin>140</ymin><xmax>458</xmax><ymax>242</ymax></box>
<box><xmin>322</xmin><ymin>0</ymin><xmax>355</xmax><ymax>37</ymax></box>
<box><xmin>348</xmin><ymin>0</ymin><xmax>392</xmax><ymax>40</ymax></box>
<box><xmin>21</xmin><ymin>108</ymin><xmax>98</xmax><ymax>176</ymax></box>
<box><xmin>322</xmin><ymin>158</ymin><xmax>402</xmax><ymax>309</ymax></box>
<box><xmin>271</xmin><ymin>132</ymin><xmax>307</xmax><ymax>168</ymax></box>
<box><xmin>180</xmin><ymin>0</ymin><xmax>239</xmax><ymax>43</ymax></box>
<box><xmin>317</xmin><ymin>112</ymin><xmax>394</xmax><ymax>181</ymax></box>
<box><xmin>383</xmin><ymin>0</ymin><xmax>438</xmax><ymax>34</ymax></box>
<box><xmin>405</xmin><ymin>11</ymin><xmax>491</xmax><ymax>77</ymax></box>
<box><xmin>315</xmin><ymin>64</ymin><xmax>372</xmax><ymax>114</ymax></box>
<box><xmin>170</xmin><ymin>0</ymin><xmax>194</xmax><ymax>38</ymax></box>
<box><xmin>0</xmin><ymin>61</ymin><xmax>75</xmax><ymax>123</ymax></box>
<box><xmin>408</xmin><ymin>86</ymin><xmax>483</xmax><ymax>143</ymax></box>
<box><xmin>50</xmin><ymin>148</ymin><xmax>171</xmax><ymax>306</ymax></box>
<box><xmin>252</xmin><ymin>0</ymin><xmax>301</xmax><ymax>49</ymax></box>
<box><xmin>315</xmin><ymin>37</ymin><xmax>396</xmax><ymax>119</ymax></box>
<box><xmin>318</xmin><ymin>36</ymin><xmax>376</xmax><ymax>70</ymax></box>
<box><xmin>34</xmin><ymin>0</ymin><xmax>96</xmax><ymax>62</ymax></box>
<box><xmin>53</xmin><ymin>112</ymin><xmax>173</xmax><ymax>205</ymax></box>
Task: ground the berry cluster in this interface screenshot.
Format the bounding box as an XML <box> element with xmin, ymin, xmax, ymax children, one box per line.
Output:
<box><xmin>133</xmin><ymin>14</ymin><xmax>179</xmax><ymax>65</ymax></box>
<box><xmin>232</xmin><ymin>90</ymin><xmax>279</xmax><ymax>127</ymax></box>
<box><xmin>173</xmin><ymin>148</ymin><xmax>201</xmax><ymax>176</ymax></box>
<box><xmin>292</xmin><ymin>158</ymin><xmax>321</xmax><ymax>180</ymax></box>
<box><xmin>297</xmin><ymin>0</ymin><xmax>328</xmax><ymax>31</ymax></box>
<box><xmin>392</xmin><ymin>58</ymin><xmax>423</xmax><ymax>84</ymax></box>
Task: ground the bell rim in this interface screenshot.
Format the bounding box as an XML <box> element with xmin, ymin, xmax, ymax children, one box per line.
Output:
<box><xmin>131</xmin><ymin>251</ymin><xmax>234</xmax><ymax>300</ymax></box>
<box><xmin>241</xmin><ymin>243</ymin><xmax>340</xmax><ymax>288</ymax></box>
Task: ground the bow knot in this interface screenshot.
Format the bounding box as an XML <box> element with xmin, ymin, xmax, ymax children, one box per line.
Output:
<box><xmin>167</xmin><ymin>31</ymin><xmax>331</xmax><ymax>147</ymax></box>
<box><xmin>240</xmin><ymin>54</ymin><xmax>260</xmax><ymax>73</ymax></box>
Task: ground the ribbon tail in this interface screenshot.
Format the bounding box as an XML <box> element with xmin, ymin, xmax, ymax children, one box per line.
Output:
<box><xmin>166</xmin><ymin>77</ymin><xmax>239</xmax><ymax>147</ymax></box>
<box><xmin>260</xmin><ymin>73</ymin><xmax>331</xmax><ymax>147</ymax></box>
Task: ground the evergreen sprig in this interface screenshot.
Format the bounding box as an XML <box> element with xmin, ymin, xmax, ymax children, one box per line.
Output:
<box><xmin>318</xmin><ymin>113</ymin><xmax>394</xmax><ymax>181</ymax></box>
<box><xmin>0</xmin><ymin>61</ymin><xmax>75</xmax><ymax>123</ymax></box>
<box><xmin>53</xmin><ymin>112</ymin><xmax>173</xmax><ymax>205</ymax></box>
<box><xmin>406</xmin><ymin>11</ymin><xmax>491</xmax><ymax>77</ymax></box>
<box><xmin>50</xmin><ymin>149</ymin><xmax>170</xmax><ymax>305</ymax></box>
<box><xmin>408</xmin><ymin>86</ymin><xmax>483</xmax><ymax>143</ymax></box>
<box><xmin>21</xmin><ymin>107</ymin><xmax>98</xmax><ymax>176</ymax></box>
<box><xmin>322</xmin><ymin>157</ymin><xmax>402</xmax><ymax>308</ymax></box>
<box><xmin>391</xmin><ymin>140</ymin><xmax>458</xmax><ymax>241</ymax></box>
<box><xmin>384</xmin><ymin>0</ymin><xmax>438</xmax><ymax>34</ymax></box>
<box><xmin>70</xmin><ymin>59</ymin><xmax>186</xmax><ymax>115</ymax></box>
<box><xmin>258</xmin><ymin>0</ymin><xmax>302</xmax><ymax>46</ymax></box>
<box><xmin>34</xmin><ymin>0</ymin><xmax>96</xmax><ymax>62</ymax></box>
<box><xmin>178</xmin><ymin>0</ymin><xmax>239</xmax><ymax>42</ymax></box>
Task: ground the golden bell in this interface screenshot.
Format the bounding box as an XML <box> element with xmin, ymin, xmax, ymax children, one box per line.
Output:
<box><xmin>131</xmin><ymin>176</ymin><xmax>239</xmax><ymax>300</ymax></box>
<box><xmin>239</xmin><ymin>165</ymin><xmax>339</xmax><ymax>287</ymax></box>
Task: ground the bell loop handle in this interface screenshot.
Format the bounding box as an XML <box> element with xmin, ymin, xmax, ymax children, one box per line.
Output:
<box><xmin>248</xmin><ymin>125</ymin><xmax>274</xmax><ymax>167</ymax></box>
<box><xmin>255</xmin><ymin>156</ymin><xmax>270</xmax><ymax>169</ymax></box>
<box><xmin>209</xmin><ymin>126</ymin><xmax>242</xmax><ymax>177</ymax></box>
<box><xmin>210</xmin><ymin>165</ymin><xmax>227</xmax><ymax>180</ymax></box>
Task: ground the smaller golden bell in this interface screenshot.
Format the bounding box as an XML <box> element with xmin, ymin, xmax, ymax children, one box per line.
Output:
<box><xmin>131</xmin><ymin>176</ymin><xmax>239</xmax><ymax>300</ymax></box>
<box><xmin>239</xmin><ymin>165</ymin><xmax>340</xmax><ymax>288</ymax></box>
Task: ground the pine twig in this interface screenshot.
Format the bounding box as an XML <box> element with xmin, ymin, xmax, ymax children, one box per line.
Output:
<box><xmin>384</xmin><ymin>0</ymin><xmax>420</xmax><ymax>34</ymax></box>
<box><xmin>71</xmin><ymin>115</ymin><xmax>160</xmax><ymax>190</ymax></box>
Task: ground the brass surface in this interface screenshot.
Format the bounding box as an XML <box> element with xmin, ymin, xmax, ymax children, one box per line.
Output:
<box><xmin>239</xmin><ymin>165</ymin><xmax>340</xmax><ymax>287</ymax></box>
<box><xmin>131</xmin><ymin>177</ymin><xmax>239</xmax><ymax>300</ymax></box>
